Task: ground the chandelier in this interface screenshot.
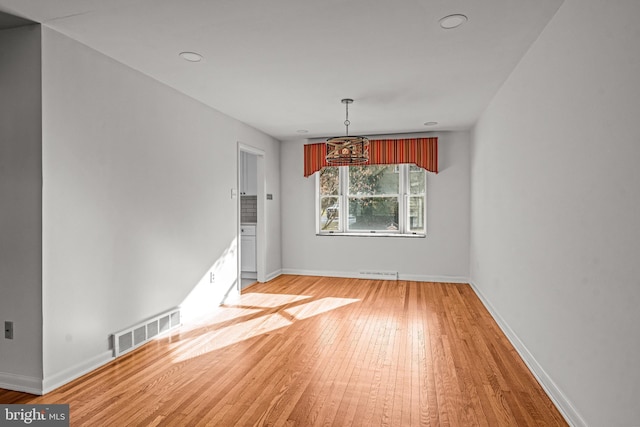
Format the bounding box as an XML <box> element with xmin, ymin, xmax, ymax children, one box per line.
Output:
<box><xmin>325</xmin><ymin>99</ymin><xmax>369</xmax><ymax>165</ymax></box>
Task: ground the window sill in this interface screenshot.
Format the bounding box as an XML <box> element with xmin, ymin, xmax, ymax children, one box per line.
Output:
<box><xmin>316</xmin><ymin>232</ymin><xmax>425</xmax><ymax>238</ymax></box>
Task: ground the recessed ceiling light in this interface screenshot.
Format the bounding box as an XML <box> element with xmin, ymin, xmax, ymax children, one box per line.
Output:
<box><xmin>424</xmin><ymin>121</ymin><xmax>438</xmax><ymax>126</ymax></box>
<box><xmin>179</xmin><ymin>51</ymin><xmax>203</xmax><ymax>62</ymax></box>
<box><xmin>439</xmin><ymin>14</ymin><xmax>468</xmax><ymax>29</ymax></box>
<box><xmin>296</xmin><ymin>129</ymin><xmax>309</xmax><ymax>134</ymax></box>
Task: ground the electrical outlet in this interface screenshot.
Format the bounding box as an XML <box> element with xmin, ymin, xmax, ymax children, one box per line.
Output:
<box><xmin>209</xmin><ymin>272</ymin><xmax>215</xmax><ymax>283</ymax></box>
<box><xmin>5</xmin><ymin>321</ymin><xmax>13</xmax><ymax>339</ymax></box>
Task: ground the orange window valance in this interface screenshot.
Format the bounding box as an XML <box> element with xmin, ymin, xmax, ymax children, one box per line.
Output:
<box><xmin>303</xmin><ymin>137</ymin><xmax>438</xmax><ymax>177</ymax></box>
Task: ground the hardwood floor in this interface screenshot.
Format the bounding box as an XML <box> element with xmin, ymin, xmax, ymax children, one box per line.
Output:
<box><xmin>0</xmin><ymin>275</ymin><xmax>567</xmax><ymax>426</ymax></box>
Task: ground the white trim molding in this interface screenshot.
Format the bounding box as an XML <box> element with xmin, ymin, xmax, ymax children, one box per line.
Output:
<box><xmin>237</xmin><ymin>142</ymin><xmax>267</xmax><ymax>286</ymax></box>
<box><xmin>42</xmin><ymin>350</ymin><xmax>114</xmax><ymax>394</ymax></box>
<box><xmin>0</xmin><ymin>372</ymin><xmax>43</xmax><ymax>395</ymax></box>
<box><xmin>399</xmin><ymin>273</ymin><xmax>469</xmax><ymax>283</ymax></box>
<box><xmin>469</xmin><ymin>281</ymin><xmax>587</xmax><ymax>427</ymax></box>
<box><xmin>281</xmin><ymin>269</ymin><xmax>469</xmax><ymax>284</ymax></box>
<box><xmin>265</xmin><ymin>269</ymin><xmax>282</xmax><ymax>282</ymax></box>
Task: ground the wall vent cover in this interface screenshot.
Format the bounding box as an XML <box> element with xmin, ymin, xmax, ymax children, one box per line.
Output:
<box><xmin>112</xmin><ymin>308</ymin><xmax>181</xmax><ymax>358</ymax></box>
<box><xmin>358</xmin><ymin>271</ymin><xmax>399</xmax><ymax>280</ymax></box>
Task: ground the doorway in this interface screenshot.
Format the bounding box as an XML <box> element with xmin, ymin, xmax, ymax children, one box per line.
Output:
<box><xmin>238</xmin><ymin>143</ymin><xmax>266</xmax><ymax>291</ymax></box>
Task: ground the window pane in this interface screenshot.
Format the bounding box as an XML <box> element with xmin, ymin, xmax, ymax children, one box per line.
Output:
<box><xmin>348</xmin><ymin>197</ymin><xmax>399</xmax><ymax>231</ymax></box>
<box><xmin>320</xmin><ymin>196</ymin><xmax>340</xmax><ymax>231</ymax></box>
<box><xmin>408</xmin><ymin>196</ymin><xmax>425</xmax><ymax>233</ymax></box>
<box><xmin>317</xmin><ymin>164</ymin><xmax>426</xmax><ymax>236</ymax></box>
<box><xmin>409</xmin><ymin>165</ymin><xmax>425</xmax><ymax>195</ymax></box>
<box><xmin>319</xmin><ymin>167</ymin><xmax>339</xmax><ymax>196</ymax></box>
<box><xmin>348</xmin><ymin>165</ymin><xmax>399</xmax><ymax>196</ymax></box>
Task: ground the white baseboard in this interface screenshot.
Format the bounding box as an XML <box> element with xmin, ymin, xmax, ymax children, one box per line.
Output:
<box><xmin>265</xmin><ymin>269</ymin><xmax>282</xmax><ymax>282</ymax></box>
<box><xmin>469</xmin><ymin>281</ymin><xmax>586</xmax><ymax>427</ymax></box>
<box><xmin>0</xmin><ymin>372</ymin><xmax>43</xmax><ymax>395</ymax></box>
<box><xmin>398</xmin><ymin>273</ymin><xmax>469</xmax><ymax>283</ymax></box>
<box><xmin>42</xmin><ymin>350</ymin><xmax>114</xmax><ymax>394</ymax></box>
<box><xmin>281</xmin><ymin>268</ymin><xmax>469</xmax><ymax>284</ymax></box>
<box><xmin>281</xmin><ymin>268</ymin><xmax>349</xmax><ymax>278</ymax></box>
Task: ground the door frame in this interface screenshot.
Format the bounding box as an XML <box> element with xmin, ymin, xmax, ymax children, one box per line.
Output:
<box><xmin>237</xmin><ymin>142</ymin><xmax>266</xmax><ymax>291</ymax></box>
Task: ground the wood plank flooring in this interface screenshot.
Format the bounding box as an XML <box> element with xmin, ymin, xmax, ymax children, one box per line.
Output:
<box><xmin>0</xmin><ymin>275</ymin><xmax>567</xmax><ymax>426</ymax></box>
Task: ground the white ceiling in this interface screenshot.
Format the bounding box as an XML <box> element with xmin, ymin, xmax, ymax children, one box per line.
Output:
<box><xmin>0</xmin><ymin>0</ymin><xmax>563</xmax><ymax>141</ymax></box>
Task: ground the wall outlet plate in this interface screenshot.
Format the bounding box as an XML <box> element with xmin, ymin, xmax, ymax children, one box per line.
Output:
<box><xmin>5</xmin><ymin>321</ymin><xmax>13</xmax><ymax>339</ymax></box>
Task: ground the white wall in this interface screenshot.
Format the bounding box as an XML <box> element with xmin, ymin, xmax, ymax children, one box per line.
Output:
<box><xmin>41</xmin><ymin>27</ymin><xmax>281</xmax><ymax>390</ymax></box>
<box><xmin>470</xmin><ymin>0</ymin><xmax>640</xmax><ymax>425</ymax></box>
<box><xmin>281</xmin><ymin>131</ymin><xmax>470</xmax><ymax>281</ymax></box>
<box><xmin>0</xmin><ymin>24</ymin><xmax>43</xmax><ymax>393</ymax></box>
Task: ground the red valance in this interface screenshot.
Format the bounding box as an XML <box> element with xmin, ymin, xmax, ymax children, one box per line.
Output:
<box><xmin>304</xmin><ymin>137</ymin><xmax>438</xmax><ymax>177</ymax></box>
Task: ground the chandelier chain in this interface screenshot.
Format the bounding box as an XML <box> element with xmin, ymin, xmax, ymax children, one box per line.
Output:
<box><xmin>344</xmin><ymin>101</ymin><xmax>350</xmax><ymax>136</ymax></box>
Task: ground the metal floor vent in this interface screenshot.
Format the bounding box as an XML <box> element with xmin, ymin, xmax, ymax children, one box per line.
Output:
<box><xmin>112</xmin><ymin>308</ymin><xmax>181</xmax><ymax>357</ymax></box>
<box><xmin>359</xmin><ymin>271</ymin><xmax>399</xmax><ymax>280</ymax></box>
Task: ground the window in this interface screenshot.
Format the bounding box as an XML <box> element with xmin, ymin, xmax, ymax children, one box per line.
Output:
<box><xmin>317</xmin><ymin>164</ymin><xmax>426</xmax><ymax>236</ymax></box>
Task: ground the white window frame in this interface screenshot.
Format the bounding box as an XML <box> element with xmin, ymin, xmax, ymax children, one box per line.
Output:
<box><xmin>316</xmin><ymin>164</ymin><xmax>426</xmax><ymax>237</ymax></box>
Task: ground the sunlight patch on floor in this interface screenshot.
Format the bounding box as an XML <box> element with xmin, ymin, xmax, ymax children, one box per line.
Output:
<box><xmin>236</xmin><ymin>292</ymin><xmax>311</xmax><ymax>308</ymax></box>
<box><xmin>284</xmin><ymin>297</ymin><xmax>360</xmax><ymax>320</ymax></box>
<box><xmin>172</xmin><ymin>313</ymin><xmax>292</xmax><ymax>362</ymax></box>
<box><xmin>170</xmin><ymin>292</ymin><xmax>360</xmax><ymax>363</ymax></box>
